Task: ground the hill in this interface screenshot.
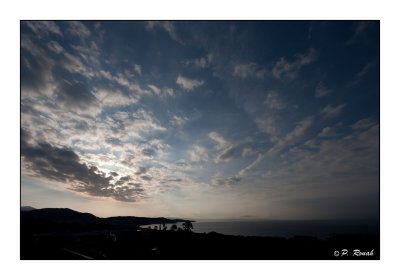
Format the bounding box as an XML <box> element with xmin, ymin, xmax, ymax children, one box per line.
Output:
<box><xmin>21</xmin><ymin>207</ymin><xmax>190</xmax><ymax>232</ymax></box>
<box><xmin>21</xmin><ymin>206</ymin><xmax>36</xmax><ymax>211</ymax></box>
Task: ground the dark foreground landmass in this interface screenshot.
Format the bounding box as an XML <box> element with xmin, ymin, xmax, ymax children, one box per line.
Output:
<box><xmin>21</xmin><ymin>208</ymin><xmax>379</xmax><ymax>260</ymax></box>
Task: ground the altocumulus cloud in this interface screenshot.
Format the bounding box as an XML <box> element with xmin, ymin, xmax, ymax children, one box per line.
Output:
<box><xmin>20</xmin><ymin>21</ymin><xmax>379</xmax><ymax>219</ymax></box>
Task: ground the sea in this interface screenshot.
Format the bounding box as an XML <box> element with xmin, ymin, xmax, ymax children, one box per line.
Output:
<box><xmin>190</xmin><ymin>219</ymin><xmax>379</xmax><ymax>239</ymax></box>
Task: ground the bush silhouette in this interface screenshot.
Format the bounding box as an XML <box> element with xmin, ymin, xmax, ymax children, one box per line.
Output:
<box><xmin>182</xmin><ymin>221</ymin><xmax>193</xmax><ymax>232</ymax></box>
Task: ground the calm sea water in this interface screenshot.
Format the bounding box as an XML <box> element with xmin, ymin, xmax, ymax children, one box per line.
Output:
<box><xmin>190</xmin><ymin>220</ymin><xmax>379</xmax><ymax>239</ymax></box>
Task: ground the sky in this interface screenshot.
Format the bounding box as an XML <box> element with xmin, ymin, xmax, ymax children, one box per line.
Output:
<box><xmin>20</xmin><ymin>21</ymin><xmax>379</xmax><ymax>220</ymax></box>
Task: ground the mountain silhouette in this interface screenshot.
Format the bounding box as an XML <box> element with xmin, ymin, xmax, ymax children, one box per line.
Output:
<box><xmin>21</xmin><ymin>206</ymin><xmax>36</xmax><ymax>211</ymax></box>
<box><xmin>21</xmin><ymin>207</ymin><xmax>190</xmax><ymax>231</ymax></box>
<box><xmin>21</xmin><ymin>208</ymin><xmax>100</xmax><ymax>224</ymax></box>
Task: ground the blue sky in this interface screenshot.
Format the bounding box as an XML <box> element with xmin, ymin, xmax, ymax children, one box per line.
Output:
<box><xmin>21</xmin><ymin>21</ymin><xmax>379</xmax><ymax>219</ymax></box>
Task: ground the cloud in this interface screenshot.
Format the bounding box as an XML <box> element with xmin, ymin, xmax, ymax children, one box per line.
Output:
<box><xmin>255</xmin><ymin>117</ymin><xmax>280</xmax><ymax>138</ymax></box>
<box><xmin>105</xmin><ymin>137</ymin><xmax>124</xmax><ymax>146</ymax></box>
<box><xmin>97</xmin><ymin>70</ymin><xmax>150</xmax><ymax>96</ymax></box>
<box><xmin>170</xmin><ymin>115</ymin><xmax>189</xmax><ymax>127</ymax></box>
<box><xmin>131</xmin><ymin>109</ymin><xmax>167</xmax><ymax>133</ymax></box>
<box><xmin>63</xmin><ymin>52</ymin><xmax>95</xmax><ymax>78</ymax></box>
<box><xmin>315</xmin><ymin>82</ymin><xmax>333</xmax><ymax>98</ymax></box>
<box><xmin>268</xmin><ymin>116</ymin><xmax>314</xmax><ymax>155</ymax></box>
<box><xmin>71</xmin><ymin>41</ymin><xmax>101</xmax><ymax>66</ymax></box>
<box><xmin>21</xmin><ymin>38</ymin><xmax>55</xmax><ymax>96</ymax></box>
<box><xmin>355</xmin><ymin>62</ymin><xmax>374</xmax><ymax>79</ymax></box>
<box><xmin>212</xmin><ymin>174</ymin><xmax>241</xmax><ymax>187</ymax></box>
<box><xmin>25</xmin><ymin>21</ymin><xmax>63</xmax><ymax>37</ymax></box>
<box><xmin>241</xmin><ymin>146</ymin><xmax>254</xmax><ymax>157</ymax></box>
<box><xmin>176</xmin><ymin>75</ymin><xmax>204</xmax><ymax>91</ymax></box>
<box><xmin>238</xmin><ymin>154</ymin><xmax>264</xmax><ymax>178</ymax></box>
<box><xmin>218</xmin><ymin>146</ymin><xmax>236</xmax><ymax>162</ymax></box>
<box><xmin>208</xmin><ymin>132</ymin><xmax>236</xmax><ymax>162</ymax></box>
<box><xmin>321</xmin><ymin>104</ymin><xmax>346</xmax><ymax>119</ymax></box>
<box><xmin>55</xmin><ymin>79</ymin><xmax>101</xmax><ymax>116</ymax></box>
<box><xmin>272</xmin><ymin>48</ymin><xmax>316</xmax><ymax>80</ymax></box>
<box><xmin>264</xmin><ymin>91</ymin><xmax>286</xmax><ymax>110</ymax></box>
<box><xmin>351</xmin><ymin>118</ymin><xmax>376</xmax><ymax>131</ymax></box>
<box><xmin>21</xmin><ymin>132</ymin><xmax>145</xmax><ymax>202</ymax></box>
<box><xmin>350</xmin><ymin>62</ymin><xmax>375</xmax><ymax>85</ymax></box>
<box><xmin>145</xmin><ymin>21</ymin><xmax>183</xmax><ymax>44</ymax></box>
<box><xmin>145</xmin><ymin>85</ymin><xmax>175</xmax><ymax>99</ymax></box>
<box><xmin>187</xmin><ymin>145</ymin><xmax>209</xmax><ymax>163</ymax></box>
<box><xmin>67</xmin><ymin>21</ymin><xmax>91</xmax><ymax>40</ymax></box>
<box><xmin>135</xmin><ymin>167</ymin><xmax>148</xmax><ymax>175</ymax></box>
<box><xmin>233</xmin><ymin>63</ymin><xmax>267</xmax><ymax>79</ymax></box>
<box><xmin>162</xmin><ymin>87</ymin><xmax>175</xmax><ymax>98</ymax></box>
<box><xmin>148</xmin><ymin>84</ymin><xmax>161</xmax><ymax>95</ymax></box>
<box><xmin>318</xmin><ymin>127</ymin><xmax>336</xmax><ymax>138</ymax></box>
<box><xmin>263</xmin><ymin>122</ymin><xmax>379</xmax><ymax>202</ymax></box>
<box><xmin>47</xmin><ymin>41</ymin><xmax>64</xmax><ymax>54</ymax></box>
<box><xmin>134</xmin><ymin>64</ymin><xmax>142</xmax><ymax>75</ymax></box>
<box><xmin>94</xmin><ymin>89</ymin><xmax>138</xmax><ymax>108</ymax></box>
<box><xmin>346</xmin><ymin>21</ymin><xmax>370</xmax><ymax>45</ymax></box>
<box><xmin>98</xmin><ymin>70</ymin><xmax>113</xmax><ymax>80</ymax></box>
<box><xmin>208</xmin><ymin>131</ymin><xmax>230</xmax><ymax>150</ymax></box>
<box><xmin>186</xmin><ymin>53</ymin><xmax>213</xmax><ymax>69</ymax></box>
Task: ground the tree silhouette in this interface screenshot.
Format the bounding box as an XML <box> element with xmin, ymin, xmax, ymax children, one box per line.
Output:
<box><xmin>182</xmin><ymin>221</ymin><xmax>193</xmax><ymax>232</ymax></box>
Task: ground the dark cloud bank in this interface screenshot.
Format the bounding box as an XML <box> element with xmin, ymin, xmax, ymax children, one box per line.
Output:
<box><xmin>21</xmin><ymin>129</ymin><xmax>145</xmax><ymax>202</ymax></box>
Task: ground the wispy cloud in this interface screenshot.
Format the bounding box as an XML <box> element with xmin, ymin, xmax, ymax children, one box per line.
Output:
<box><xmin>134</xmin><ymin>64</ymin><xmax>142</xmax><ymax>75</ymax></box>
<box><xmin>233</xmin><ymin>62</ymin><xmax>267</xmax><ymax>79</ymax></box>
<box><xmin>47</xmin><ymin>41</ymin><xmax>64</xmax><ymax>54</ymax></box>
<box><xmin>350</xmin><ymin>61</ymin><xmax>375</xmax><ymax>86</ymax></box>
<box><xmin>346</xmin><ymin>21</ymin><xmax>370</xmax><ymax>45</ymax></box>
<box><xmin>25</xmin><ymin>21</ymin><xmax>63</xmax><ymax>37</ymax></box>
<box><xmin>318</xmin><ymin>126</ymin><xmax>336</xmax><ymax>138</ymax></box>
<box><xmin>67</xmin><ymin>21</ymin><xmax>91</xmax><ymax>40</ymax></box>
<box><xmin>94</xmin><ymin>89</ymin><xmax>138</xmax><ymax>108</ymax></box>
<box><xmin>238</xmin><ymin>154</ymin><xmax>264</xmax><ymax>178</ymax></box>
<box><xmin>148</xmin><ymin>84</ymin><xmax>161</xmax><ymax>95</ymax></box>
<box><xmin>185</xmin><ymin>53</ymin><xmax>213</xmax><ymax>69</ymax></box>
<box><xmin>241</xmin><ymin>146</ymin><xmax>255</xmax><ymax>157</ymax></box>
<box><xmin>148</xmin><ymin>85</ymin><xmax>175</xmax><ymax>99</ymax></box>
<box><xmin>98</xmin><ymin>70</ymin><xmax>150</xmax><ymax>96</ymax></box>
<box><xmin>145</xmin><ymin>21</ymin><xmax>183</xmax><ymax>44</ymax></box>
<box><xmin>255</xmin><ymin>117</ymin><xmax>280</xmax><ymax>138</ymax></box>
<box><xmin>187</xmin><ymin>145</ymin><xmax>209</xmax><ymax>163</ymax></box>
<box><xmin>272</xmin><ymin>48</ymin><xmax>316</xmax><ymax>80</ymax></box>
<box><xmin>321</xmin><ymin>104</ymin><xmax>346</xmax><ymax>119</ymax></box>
<box><xmin>208</xmin><ymin>131</ymin><xmax>236</xmax><ymax>162</ymax></box>
<box><xmin>176</xmin><ymin>75</ymin><xmax>204</xmax><ymax>91</ymax></box>
<box><xmin>211</xmin><ymin>174</ymin><xmax>241</xmax><ymax>187</ymax></box>
<box><xmin>264</xmin><ymin>91</ymin><xmax>286</xmax><ymax>110</ymax></box>
<box><xmin>208</xmin><ymin>131</ymin><xmax>230</xmax><ymax>150</ymax></box>
<box><xmin>268</xmin><ymin>116</ymin><xmax>314</xmax><ymax>155</ymax></box>
<box><xmin>351</xmin><ymin>118</ymin><xmax>376</xmax><ymax>131</ymax></box>
<box><xmin>315</xmin><ymin>82</ymin><xmax>333</xmax><ymax>98</ymax></box>
<box><xmin>170</xmin><ymin>115</ymin><xmax>189</xmax><ymax>127</ymax></box>
<box><xmin>263</xmin><ymin>121</ymin><xmax>379</xmax><ymax>196</ymax></box>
